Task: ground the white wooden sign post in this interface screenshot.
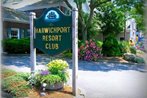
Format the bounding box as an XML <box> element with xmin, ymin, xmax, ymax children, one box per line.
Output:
<box><xmin>30</xmin><ymin>12</ymin><xmax>36</xmax><ymax>73</ymax></box>
<box><xmin>72</xmin><ymin>8</ymin><xmax>78</xmax><ymax>96</ymax></box>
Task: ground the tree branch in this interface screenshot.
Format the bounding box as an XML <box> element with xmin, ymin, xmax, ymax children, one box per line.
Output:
<box><xmin>63</xmin><ymin>0</ymin><xmax>72</xmax><ymax>9</ymax></box>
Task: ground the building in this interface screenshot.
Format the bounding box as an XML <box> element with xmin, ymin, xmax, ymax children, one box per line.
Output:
<box><xmin>2</xmin><ymin>0</ymin><xmax>80</xmax><ymax>39</ymax></box>
<box><xmin>2</xmin><ymin>7</ymin><xmax>30</xmax><ymax>39</ymax></box>
<box><xmin>126</xmin><ymin>18</ymin><xmax>137</xmax><ymax>42</ymax></box>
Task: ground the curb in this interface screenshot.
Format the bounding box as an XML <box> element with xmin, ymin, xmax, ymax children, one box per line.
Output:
<box><xmin>75</xmin><ymin>88</ymin><xmax>86</xmax><ymax>98</ymax></box>
<box><xmin>97</xmin><ymin>59</ymin><xmax>145</xmax><ymax>66</ymax></box>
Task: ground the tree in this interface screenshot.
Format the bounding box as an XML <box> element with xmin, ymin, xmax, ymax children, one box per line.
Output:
<box><xmin>64</xmin><ymin>0</ymin><xmax>111</xmax><ymax>41</ymax></box>
<box><xmin>63</xmin><ymin>0</ymin><xmax>145</xmax><ymax>40</ymax></box>
<box><xmin>97</xmin><ymin>0</ymin><xmax>145</xmax><ymax>38</ymax></box>
<box><xmin>96</xmin><ymin>2</ymin><xmax>124</xmax><ymax>37</ymax></box>
<box><xmin>113</xmin><ymin>0</ymin><xmax>145</xmax><ymax>31</ymax></box>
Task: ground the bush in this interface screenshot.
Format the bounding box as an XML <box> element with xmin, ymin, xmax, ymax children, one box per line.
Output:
<box><xmin>95</xmin><ymin>40</ymin><xmax>103</xmax><ymax>48</ymax></box>
<box><xmin>135</xmin><ymin>56</ymin><xmax>145</xmax><ymax>63</ymax></box>
<box><xmin>2</xmin><ymin>68</ymin><xmax>17</xmax><ymax>78</ymax></box>
<box><xmin>123</xmin><ymin>53</ymin><xmax>145</xmax><ymax>64</ymax></box>
<box><xmin>130</xmin><ymin>46</ymin><xmax>137</xmax><ymax>54</ymax></box>
<box><xmin>78</xmin><ymin>39</ymin><xmax>102</xmax><ymax>61</ymax></box>
<box><xmin>119</xmin><ymin>41</ymin><xmax>130</xmax><ymax>54</ymax></box>
<box><xmin>123</xmin><ymin>53</ymin><xmax>136</xmax><ymax>62</ymax></box>
<box><xmin>102</xmin><ymin>36</ymin><xmax>122</xmax><ymax>56</ymax></box>
<box><xmin>3</xmin><ymin>38</ymin><xmax>30</xmax><ymax>54</ymax></box>
<box><xmin>2</xmin><ymin>69</ymin><xmax>31</xmax><ymax>98</ymax></box>
<box><xmin>62</xmin><ymin>50</ymin><xmax>72</xmax><ymax>58</ymax></box>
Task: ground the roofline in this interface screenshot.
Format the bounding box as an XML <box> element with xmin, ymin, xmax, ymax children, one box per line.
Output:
<box><xmin>3</xmin><ymin>18</ymin><xmax>29</xmax><ymax>24</ymax></box>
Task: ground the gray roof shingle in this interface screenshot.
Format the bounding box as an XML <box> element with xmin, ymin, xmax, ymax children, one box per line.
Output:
<box><xmin>3</xmin><ymin>7</ymin><xmax>29</xmax><ymax>23</ymax></box>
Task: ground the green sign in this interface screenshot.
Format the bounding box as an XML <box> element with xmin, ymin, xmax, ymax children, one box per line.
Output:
<box><xmin>34</xmin><ymin>7</ymin><xmax>72</xmax><ymax>55</ymax></box>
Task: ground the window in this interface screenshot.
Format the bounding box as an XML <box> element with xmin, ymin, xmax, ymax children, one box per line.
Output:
<box><xmin>120</xmin><ymin>37</ymin><xmax>124</xmax><ymax>41</ymax></box>
<box><xmin>21</xmin><ymin>29</ymin><xmax>25</xmax><ymax>38</ymax></box>
<box><xmin>8</xmin><ymin>28</ymin><xmax>20</xmax><ymax>39</ymax></box>
<box><xmin>26</xmin><ymin>29</ymin><xmax>30</xmax><ymax>37</ymax></box>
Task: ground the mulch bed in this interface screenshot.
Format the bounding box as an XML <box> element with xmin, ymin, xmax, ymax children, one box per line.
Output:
<box><xmin>28</xmin><ymin>86</ymin><xmax>74</xmax><ymax>98</ymax></box>
<box><xmin>98</xmin><ymin>57</ymin><xmax>128</xmax><ymax>63</ymax></box>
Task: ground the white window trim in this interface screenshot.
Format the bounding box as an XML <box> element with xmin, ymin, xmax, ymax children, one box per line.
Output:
<box><xmin>9</xmin><ymin>28</ymin><xmax>20</xmax><ymax>39</ymax></box>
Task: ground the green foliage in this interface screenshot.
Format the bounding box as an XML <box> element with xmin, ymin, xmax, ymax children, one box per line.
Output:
<box><xmin>95</xmin><ymin>40</ymin><xmax>103</xmax><ymax>48</ymax></box>
<box><xmin>73</xmin><ymin>0</ymin><xmax>110</xmax><ymax>41</ymax></box>
<box><xmin>36</xmin><ymin>74</ymin><xmax>62</xmax><ymax>85</ymax></box>
<box><xmin>10</xmin><ymin>84</ymin><xmax>30</xmax><ymax>97</ymax></box>
<box><xmin>123</xmin><ymin>53</ymin><xmax>145</xmax><ymax>64</ymax></box>
<box><xmin>2</xmin><ymin>68</ymin><xmax>17</xmax><ymax>78</ymax></box>
<box><xmin>47</xmin><ymin>59</ymin><xmax>69</xmax><ymax>82</ymax></box>
<box><xmin>130</xmin><ymin>47</ymin><xmax>137</xmax><ymax>54</ymax></box>
<box><xmin>2</xmin><ymin>75</ymin><xmax>25</xmax><ymax>90</ymax></box>
<box><xmin>2</xmin><ymin>69</ymin><xmax>31</xmax><ymax>98</ymax></box>
<box><xmin>97</xmin><ymin>2</ymin><xmax>124</xmax><ymax>36</ymax></box>
<box><xmin>62</xmin><ymin>50</ymin><xmax>72</xmax><ymax>58</ymax></box>
<box><xmin>102</xmin><ymin>36</ymin><xmax>122</xmax><ymax>56</ymax></box>
<box><xmin>135</xmin><ymin>56</ymin><xmax>145</xmax><ymax>64</ymax></box>
<box><xmin>16</xmin><ymin>72</ymin><xmax>30</xmax><ymax>81</ymax></box>
<box><xmin>119</xmin><ymin>41</ymin><xmax>130</xmax><ymax>54</ymax></box>
<box><xmin>47</xmin><ymin>59</ymin><xmax>69</xmax><ymax>74</ymax></box>
<box><xmin>78</xmin><ymin>40</ymin><xmax>85</xmax><ymax>47</ymax></box>
<box><xmin>3</xmin><ymin>38</ymin><xmax>30</xmax><ymax>54</ymax></box>
<box><xmin>114</xmin><ymin>0</ymin><xmax>145</xmax><ymax>31</ymax></box>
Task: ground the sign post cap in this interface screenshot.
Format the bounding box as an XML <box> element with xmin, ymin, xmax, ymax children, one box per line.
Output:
<box><xmin>72</xmin><ymin>7</ymin><xmax>78</xmax><ymax>11</ymax></box>
<box><xmin>30</xmin><ymin>12</ymin><xmax>36</xmax><ymax>16</ymax></box>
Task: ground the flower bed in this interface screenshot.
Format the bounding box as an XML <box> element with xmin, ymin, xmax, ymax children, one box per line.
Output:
<box><xmin>78</xmin><ymin>39</ymin><xmax>102</xmax><ymax>61</ymax></box>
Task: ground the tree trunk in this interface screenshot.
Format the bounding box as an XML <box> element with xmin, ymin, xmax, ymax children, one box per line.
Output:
<box><xmin>82</xmin><ymin>28</ymin><xmax>87</xmax><ymax>41</ymax></box>
<box><xmin>82</xmin><ymin>7</ymin><xmax>94</xmax><ymax>41</ymax></box>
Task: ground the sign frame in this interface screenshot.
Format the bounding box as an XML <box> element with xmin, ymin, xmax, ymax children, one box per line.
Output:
<box><xmin>30</xmin><ymin>7</ymin><xmax>78</xmax><ymax>96</ymax></box>
<box><xmin>34</xmin><ymin>7</ymin><xmax>72</xmax><ymax>55</ymax></box>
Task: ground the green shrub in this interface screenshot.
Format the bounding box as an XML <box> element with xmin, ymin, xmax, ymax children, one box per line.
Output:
<box><xmin>134</xmin><ymin>56</ymin><xmax>145</xmax><ymax>63</ymax></box>
<box><xmin>3</xmin><ymin>38</ymin><xmax>30</xmax><ymax>54</ymax></box>
<box><xmin>130</xmin><ymin>46</ymin><xmax>137</xmax><ymax>54</ymax></box>
<box><xmin>119</xmin><ymin>41</ymin><xmax>130</xmax><ymax>54</ymax></box>
<box><xmin>95</xmin><ymin>40</ymin><xmax>103</xmax><ymax>48</ymax></box>
<box><xmin>2</xmin><ymin>69</ymin><xmax>31</xmax><ymax>98</ymax></box>
<box><xmin>78</xmin><ymin>40</ymin><xmax>85</xmax><ymax>47</ymax></box>
<box><xmin>11</xmin><ymin>84</ymin><xmax>30</xmax><ymax>97</ymax></box>
<box><xmin>62</xmin><ymin>50</ymin><xmax>72</xmax><ymax>58</ymax></box>
<box><xmin>102</xmin><ymin>36</ymin><xmax>122</xmax><ymax>56</ymax></box>
<box><xmin>16</xmin><ymin>72</ymin><xmax>30</xmax><ymax>81</ymax></box>
<box><xmin>2</xmin><ymin>68</ymin><xmax>17</xmax><ymax>78</ymax></box>
<box><xmin>123</xmin><ymin>53</ymin><xmax>145</xmax><ymax>64</ymax></box>
<box><xmin>123</xmin><ymin>53</ymin><xmax>136</xmax><ymax>62</ymax></box>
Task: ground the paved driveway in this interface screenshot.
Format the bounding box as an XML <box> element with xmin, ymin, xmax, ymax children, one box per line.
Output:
<box><xmin>2</xmin><ymin>55</ymin><xmax>147</xmax><ymax>98</ymax></box>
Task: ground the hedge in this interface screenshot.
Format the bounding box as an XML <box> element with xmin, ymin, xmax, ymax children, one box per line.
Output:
<box><xmin>3</xmin><ymin>38</ymin><xmax>30</xmax><ymax>54</ymax></box>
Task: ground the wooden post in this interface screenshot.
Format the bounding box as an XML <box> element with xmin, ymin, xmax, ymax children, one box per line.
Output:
<box><xmin>30</xmin><ymin>12</ymin><xmax>36</xmax><ymax>73</ymax></box>
<box><xmin>72</xmin><ymin>8</ymin><xmax>78</xmax><ymax>96</ymax></box>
